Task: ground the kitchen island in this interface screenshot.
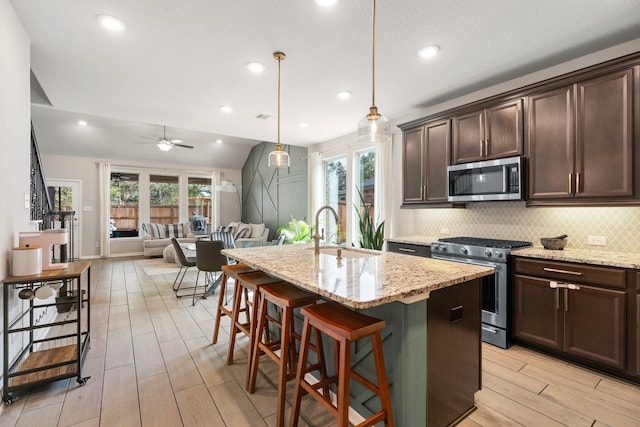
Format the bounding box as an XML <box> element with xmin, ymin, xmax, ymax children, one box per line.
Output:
<box><xmin>222</xmin><ymin>244</ymin><xmax>494</xmax><ymax>426</ymax></box>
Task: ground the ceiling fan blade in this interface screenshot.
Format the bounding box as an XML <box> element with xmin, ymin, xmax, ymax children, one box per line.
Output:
<box><xmin>139</xmin><ymin>135</ymin><xmax>157</xmax><ymax>141</ymax></box>
<box><xmin>172</xmin><ymin>143</ymin><xmax>194</xmax><ymax>149</ymax></box>
<box><xmin>169</xmin><ymin>138</ymin><xmax>183</xmax><ymax>143</ymax></box>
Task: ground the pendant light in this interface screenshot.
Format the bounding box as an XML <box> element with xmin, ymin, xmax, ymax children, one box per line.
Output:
<box><xmin>357</xmin><ymin>0</ymin><xmax>390</xmax><ymax>144</ymax></box>
<box><xmin>268</xmin><ymin>51</ymin><xmax>291</xmax><ymax>168</ymax></box>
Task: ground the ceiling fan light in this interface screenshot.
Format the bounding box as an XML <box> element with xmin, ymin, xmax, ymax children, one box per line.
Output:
<box><xmin>157</xmin><ymin>141</ymin><xmax>172</xmax><ymax>151</ymax></box>
<box><xmin>268</xmin><ymin>145</ymin><xmax>290</xmax><ymax>168</ymax></box>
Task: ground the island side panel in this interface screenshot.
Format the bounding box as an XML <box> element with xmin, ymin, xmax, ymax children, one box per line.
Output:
<box><xmin>426</xmin><ymin>278</ymin><xmax>482</xmax><ymax>426</ymax></box>
<box><xmin>361</xmin><ymin>299</ymin><xmax>428</xmax><ymax>426</ymax></box>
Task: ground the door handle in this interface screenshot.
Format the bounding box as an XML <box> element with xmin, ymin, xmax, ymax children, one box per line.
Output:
<box><xmin>481</xmin><ymin>326</ymin><xmax>499</xmax><ymax>334</ymax></box>
<box><xmin>397</xmin><ymin>247</ymin><xmax>416</xmax><ymax>253</ymax></box>
<box><xmin>576</xmin><ymin>172</ymin><xmax>581</xmax><ymax>193</ymax></box>
<box><xmin>544</xmin><ymin>267</ymin><xmax>582</xmax><ymax>276</ymax></box>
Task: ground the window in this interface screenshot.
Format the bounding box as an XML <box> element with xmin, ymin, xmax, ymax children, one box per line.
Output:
<box><xmin>149</xmin><ymin>175</ymin><xmax>179</xmax><ymax>224</ymax></box>
<box><xmin>356</xmin><ymin>149</ymin><xmax>376</xmax><ymax>223</ymax></box>
<box><xmin>324</xmin><ymin>157</ymin><xmax>346</xmax><ymax>243</ymax></box>
<box><xmin>110</xmin><ymin>172</ymin><xmax>139</xmax><ymax>238</ymax></box>
<box><xmin>188</xmin><ymin>177</ymin><xmax>212</xmax><ymax>235</ymax></box>
<box><xmin>317</xmin><ymin>145</ymin><xmax>380</xmax><ymax>248</ymax></box>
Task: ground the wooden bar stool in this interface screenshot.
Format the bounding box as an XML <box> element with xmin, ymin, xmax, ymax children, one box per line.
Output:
<box><xmin>247</xmin><ymin>282</ymin><xmax>329</xmax><ymax>427</ymax></box>
<box><xmin>226</xmin><ymin>270</ymin><xmax>284</xmax><ymax>366</ymax></box>
<box><xmin>290</xmin><ymin>301</ymin><xmax>394</xmax><ymax>427</ymax></box>
<box><xmin>211</xmin><ymin>263</ymin><xmax>255</xmax><ymax>345</ymax></box>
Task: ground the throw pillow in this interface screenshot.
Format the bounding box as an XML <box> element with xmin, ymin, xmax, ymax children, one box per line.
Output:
<box><xmin>234</xmin><ymin>226</ymin><xmax>248</xmax><ymax>240</ymax></box>
<box><xmin>249</xmin><ymin>223</ymin><xmax>265</xmax><ymax>238</ymax></box>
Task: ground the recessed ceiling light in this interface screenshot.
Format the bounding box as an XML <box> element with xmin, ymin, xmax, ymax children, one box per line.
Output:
<box><xmin>246</xmin><ymin>61</ymin><xmax>265</xmax><ymax>73</ymax></box>
<box><xmin>97</xmin><ymin>14</ymin><xmax>126</xmax><ymax>32</ymax></box>
<box><xmin>418</xmin><ymin>45</ymin><xmax>440</xmax><ymax>59</ymax></box>
<box><xmin>216</xmin><ymin>139</ymin><xmax>223</xmax><ymax>144</ymax></box>
<box><xmin>298</xmin><ymin>122</ymin><xmax>309</xmax><ymax>128</ymax></box>
<box><xmin>337</xmin><ymin>90</ymin><xmax>352</xmax><ymax>100</ymax></box>
<box><xmin>316</xmin><ymin>0</ymin><xmax>338</xmax><ymax>6</ymax></box>
<box><xmin>219</xmin><ymin>105</ymin><xmax>233</xmax><ymax>113</ymax></box>
<box><xmin>77</xmin><ymin>120</ymin><xmax>87</xmax><ymax>126</ymax></box>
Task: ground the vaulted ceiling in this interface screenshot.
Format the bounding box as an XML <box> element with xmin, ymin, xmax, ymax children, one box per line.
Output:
<box><xmin>12</xmin><ymin>0</ymin><xmax>640</xmax><ymax>168</ymax></box>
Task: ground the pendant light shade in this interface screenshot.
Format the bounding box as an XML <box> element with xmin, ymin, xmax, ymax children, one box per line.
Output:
<box><xmin>268</xmin><ymin>51</ymin><xmax>291</xmax><ymax>168</ymax></box>
<box><xmin>357</xmin><ymin>0</ymin><xmax>390</xmax><ymax>144</ymax></box>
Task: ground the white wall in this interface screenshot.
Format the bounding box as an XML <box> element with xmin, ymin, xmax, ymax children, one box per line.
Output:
<box><xmin>0</xmin><ymin>0</ymin><xmax>31</xmax><ymax>396</ymax></box>
<box><xmin>41</xmin><ymin>153</ymin><xmax>241</xmax><ymax>257</ymax></box>
<box><xmin>310</xmin><ymin>38</ymin><xmax>640</xmax><ymax>248</ymax></box>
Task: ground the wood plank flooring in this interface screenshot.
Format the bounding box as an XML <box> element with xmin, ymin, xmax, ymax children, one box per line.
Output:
<box><xmin>1</xmin><ymin>256</ymin><xmax>639</xmax><ymax>426</ymax></box>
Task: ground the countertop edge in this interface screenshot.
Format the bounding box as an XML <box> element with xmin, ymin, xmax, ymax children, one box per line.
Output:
<box><xmin>512</xmin><ymin>247</ymin><xmax>640</xmax><ymax>269</ymax></box>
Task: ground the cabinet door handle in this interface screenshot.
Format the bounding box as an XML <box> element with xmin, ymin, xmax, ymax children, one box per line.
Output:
<box><xmin>479</xmin><ymin>140</ymin><xmax>484</xmax><ymax>157</ymax></box>
<box><xmin>484</xmin><ymin>139</ymin><xmax>489</xmax><ymax>157</ymax></box>
<box><xmin>398</xmin><ymin>247</ymin><xmax>416</xmax><ymax>253</ymax></box>
<box><xmin>568</xmin><ymin>173</ymin><xmax>573</xmax><ymax>193</ymax></box>
<box><xmin>566</xmin><ymin>283</ymin><xmax>581</xmax><ymax>290</ymax></box>
<box><xmin>576</xmin><ymin>172</ymin><xmax>581</xmax><ymax>193</ymax></box>
<box><xmin>556</xmin><ymin>288</ymin><xmax>560</xmax><ymax>310</ymax></box>
<box><xmin>543</xmin><ymin>267</ymin><xmax>582</xmax><ymax>276</ymax></box>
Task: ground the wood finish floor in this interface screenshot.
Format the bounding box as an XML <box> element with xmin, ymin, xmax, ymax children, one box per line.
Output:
<box><xmin>1</xmin><ymin>257</ymin><xmax>639</xmax><ymax>426</ymax></box>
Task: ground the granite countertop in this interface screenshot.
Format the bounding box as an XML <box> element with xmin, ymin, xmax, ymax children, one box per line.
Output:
<box><xmin>222</xmin><ymin>244</ymin><xmax>493</xmax><ymax>309</ymax></box>
<box><xmin>513</xmin><ymin>247</ymin><xmax>640</xmax><ymax>269</ymax></box>
<box><xmin>386</xmin><ymin>235</ymin><xmax>439</xmax><ymax>245</ymax></box>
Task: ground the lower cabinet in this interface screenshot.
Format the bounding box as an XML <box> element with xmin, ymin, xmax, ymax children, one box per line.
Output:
<box><xmin>514</xmin><ymin>257</ymin><xmax>630</xmax><ymax>375</ymax></box>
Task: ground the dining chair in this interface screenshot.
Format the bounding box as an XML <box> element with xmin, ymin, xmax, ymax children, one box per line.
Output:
<box><xmin>171</xmin><ymin>237</ymin><xmax>197</xmax><ymax>297</ymax></box>
<box><xmin>193</xmin><ymin>239</ymin><xmax>227</xmax><ymax>306</ymax></box>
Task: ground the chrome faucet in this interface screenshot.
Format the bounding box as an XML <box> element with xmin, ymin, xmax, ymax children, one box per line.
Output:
<box><xmin>312</xmin><ymin>205</ymin><xmax>341</xmax><ymax>255</ymax></box>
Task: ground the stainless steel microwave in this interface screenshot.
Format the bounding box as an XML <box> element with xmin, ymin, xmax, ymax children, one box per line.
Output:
<box><xmin>447</xmin><ymin>156</ymin><xmax>524</xmax><ymax>202</ymax></box>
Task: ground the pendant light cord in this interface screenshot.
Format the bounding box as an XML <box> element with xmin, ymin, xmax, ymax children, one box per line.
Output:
<box><xmin>371</xmin><ymin>0</ymin><xmax>376</xmax><ymax>109</ymax></box>
<box><xmin>277</xmin><ymin>54</ymin><xmax>281</xmax><ymax>148</ymax></box>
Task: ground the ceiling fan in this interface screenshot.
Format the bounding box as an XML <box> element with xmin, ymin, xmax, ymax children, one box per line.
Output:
<box><xmin>140</xmin><ymin>125</ymin><xmax>194</xmax><ymax>151</ymax></box>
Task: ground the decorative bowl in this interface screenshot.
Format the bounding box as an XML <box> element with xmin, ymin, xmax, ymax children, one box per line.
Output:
<box><xmin>540</xmin><ymin>237</ymin><xmax>567</xmax><ymax>250</ymax></box>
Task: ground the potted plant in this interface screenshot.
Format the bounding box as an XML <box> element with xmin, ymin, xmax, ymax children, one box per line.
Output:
<box><xmin>277</xmin><ymin>215</ymin><xmax>314</xmax><ymax>244</ymax></box>
<box><xmin>355</xmin><ymin>187</ymin><xmax>385</xmax><ymax>250</ymax></box>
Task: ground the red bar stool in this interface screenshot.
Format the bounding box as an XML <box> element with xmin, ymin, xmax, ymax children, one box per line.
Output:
<box><xmin>290</xmin><ymin>301</ymin><xmax>394</xmax><ymax>427</ymax></box>
<box><xmin>247</xmin><ymin>282</ymin><xmax>329</xmax><ymax>427</ymax></box>
<box><xmin>211</xmin><ymin>263</ymin><xmax>255</xmax><ymax>345</ymax></box>
<box><xmin>226</xmin><ymin>270</ymin><xmax>284</xmax><ymax>366</ymax></box>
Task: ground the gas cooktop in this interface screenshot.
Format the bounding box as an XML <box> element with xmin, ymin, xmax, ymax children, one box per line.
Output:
<box><xmin>438</xmin><ymin>237</ymin><xmax>532</xmax><ymax>249</ymax></box>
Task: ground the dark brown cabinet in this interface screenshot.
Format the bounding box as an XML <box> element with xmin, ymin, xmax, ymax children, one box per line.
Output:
<box><xmin>387</xmin><ymin>241</ymin><xmax>431</xmax><ymax>258</ymax></box>
<box><xmin>514</xmin><ymin>257</ymin><xmax>628</xmax><ymax>372</ymax></box>
<box><xmin>452</xmin><ymin>99</ymin><xmax>523</xmax><ymax>164</ymax></box>
<box><xmin>528</xmin><ymin>68</ymin><xmax>634</xmax><ymax>202</ymax></box>
<box><xmin>402</xmin><ymin>119</ymin><xmax>451</xmax><ymax>205</ymax></box>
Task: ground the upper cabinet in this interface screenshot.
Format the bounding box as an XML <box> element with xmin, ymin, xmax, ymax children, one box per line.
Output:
<box><xmin>528</xmin><ymin>68</ymin><xmax>635</xmax><ymax>203</ymax></box>
<box><xmin>452</xmin><ymin>99</ymin><xmax>523</xmax><ymax>164</ymax></box>
<box><xmin>402</xmin><ymin>119</ymin><xmax>452</xmax><ymax>205</ymax></box>
<box><xmin>399</xmin><ymin>53</ymin><xmax>640</xmax><ymax>209</ymax></box>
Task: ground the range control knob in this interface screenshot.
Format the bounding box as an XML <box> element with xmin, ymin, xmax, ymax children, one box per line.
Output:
<box><xmin>484</xmin><ymin>249</ymin><xmax>493</xmax><ymax>257</ymax></box>
<box><xmin>495</xmin><ymin>251</ymin><xmax>504</xmax><ymax>259</ymax></box>
<box><xmin>460</xmin><ymin>247</ymin><xmax>468</xmax><ymax>255</ymax></box>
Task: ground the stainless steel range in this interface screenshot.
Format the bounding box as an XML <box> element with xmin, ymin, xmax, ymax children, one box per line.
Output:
<box><xmin>431</xmin><ymin>237</ymin><xmax>532</xmax><ymax>349</ymax></box>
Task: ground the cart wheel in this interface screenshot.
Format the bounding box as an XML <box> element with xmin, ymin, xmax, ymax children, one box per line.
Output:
<box><xmin>3</xmin><ymin>396</ymin><xmax>16</xmax><ymax>405</ymax></box>
<box><xmin>76</xmin><ymin>376</ymin><xmax>91</xmax><ymax>385</ymax></box>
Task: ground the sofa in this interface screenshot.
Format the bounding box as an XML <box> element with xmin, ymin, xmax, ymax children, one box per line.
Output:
<box><xmin>223</xmin><ymin>222</ymin><xmax>269</xmax><ymax>244</ymax></box>
<box><xmin>141</xmin><ymin>222</ymin><xmax>196</xmax><ymax>257</ymax></box>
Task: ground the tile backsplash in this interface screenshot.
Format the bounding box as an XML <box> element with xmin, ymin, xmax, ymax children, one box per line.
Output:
<box><xmin>413</xmin><ymin>202</ymin><xmax>640</xmax><ymax>254</ymax></box>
